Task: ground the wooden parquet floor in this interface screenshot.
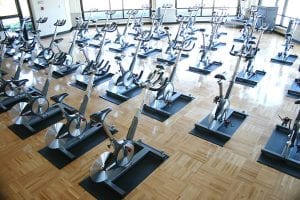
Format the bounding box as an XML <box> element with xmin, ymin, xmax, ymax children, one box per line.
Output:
<box><xmin>0</xmin><ymin>23</ymin><xmax>299</xmax><ymax>199</ymax></box>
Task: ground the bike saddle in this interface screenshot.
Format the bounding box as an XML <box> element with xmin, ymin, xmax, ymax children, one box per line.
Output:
<box><xmin>156</xmin><ymin>64</ymin><xmax>165</xmax><ymax>70</ymax></box>
<box><xmin>114</xmin><ymin>56</ymin><xmax>123</xmax><ymax>61</ymax></box>
<box><xmin>11</xmin><ymin>79</ymin><xmax>29</xmax><ymax>87</ymax></box>
<box><xmin>54</xmin><ymin>38</ymin><xmax>64</xmax><ymax>44</ymax></box>
<box><xmin>248</xmin><ymin>40</ymin><xmax>256</xmax><ymax>45</ymax></box>
<box><xmin>51</xmin><ymin>93</ymin><xmax>69</xmax><ymax>104</ymax></box>
<box><xmin>214</xmin><ymin>74</ymin><xmax>226</xmax><ymax>80</ymax></box>
<box><xmin>91</xmin><ymin>20</ymin><xmax>97</xmax><ymax>24</ymax></box>
<box><xmin>77</xmin><ymin>41</ymin><xmax>89</xmax><ymax>48</ymax></box>
<box><xmin>90</xmin><ymin>108</ymin><xmax>112</xmax><ymax>123</ymax></box>
<box><xmin>295</xmin><ymin>100</ymin><xmax>300</xmax><ymax>104</ymax></box>
<box><xmin>199</xmin><ymin>28</ymin><xmax>206</xmax><ymax>32</ymax></box>
<box><xmin>164</xmin><ymin>26</ymin><xmax>170</xmax><ymax>31</ymax></box>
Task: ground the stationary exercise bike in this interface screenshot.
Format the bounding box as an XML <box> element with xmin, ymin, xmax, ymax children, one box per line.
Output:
<box><xmin>143</xmin><ymin>39</ymin><xmax>194</xmax><ymax>119</ymax></box>
<box><xmin>259</xmin><ymin>100</ymin><xmax>300</xmax><ymax>177</ymax></box>
<box><xmin>208</xmin><ymin>44</ymin><xmax>250</xmax><ymax>130</ymax></box>
<box><xmin>129</xmin><ymin>4</ymin><xmax>149</xmax><ymax>36</ymax></box>
<box><xmin>104</xmin><ymin>30</ymin><xmax>152</xmax><ymax>102</ymax></box>
<box><xmin>45</xmin><ymin>61</ymin><xmax>112</xmax><ymax>159</ymax></box>
<box><xmin>90</xmin><ymin>69</ymin><xmax>165</xmax><ymax>183</ymax></box>
<box><xmin>271</xmin><ymin>19</ymin><xmax>298</xmax><ymax>65</ymax></box>
<box><xmin>51</xmin><ymin>18</ymin><xmax>86</xmax><ymax>77</ymax></box>
<box><xmin>9</xmin><ymin>59</ymin><xmax>58</xmax><ymax>131</ymax></box>
<box><xmin>157</xmin><ymin>17</ymin><xmax>190</xmax><ymax>65</ymax></box>
<box><xmin>188</xmin><ymin>24</ymin><xmax>224</xmax><ymax>75</ymax></box>
<box><xmin>180</xmin><ymin>5</ymin><xmax>201</xmax><ymax>37</ymax></box>
<box><xmin>152</xmin><ymin>4</ymin><xmax>172</xmax><ymax>40</ymax></box>
<box><xmin>0</xmin><ymin>41</ymin><xmax>36</xmax><ymax>98</ymax></box>
<box><xmin>30</xmin><ymin>17</ymin><xmax>48</xmax><ymax>63</ymax></box>
<box><xmin>235</xmin><ymin>22</ymin><xmax>268</xmax><ymax>86</ymax></box>
<box><xmin>33</xmin><ymin>19</ymin><xmax>66</xmax><ymax>69</ymax></box>
<box><xmin>109</xmin><ymin>10</ymin><xmax>137</xmax><ymax>52</ymax></box>
<box><xmin>280</xmin><ymin>101</ymin><xmax>300</xmax><ymax>158</ymax></box>
<box><xmin>73</xmin><ymin>22</ymin><xmax>117</xmax><ymax>90</ymax></box>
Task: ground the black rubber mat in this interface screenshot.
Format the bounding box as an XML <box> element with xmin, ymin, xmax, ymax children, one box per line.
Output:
<box><xmin>100</xmin><ymin>87</ymin><xmax>143</xmax><ymax>105</ymax></box>
<box><xmin>39</xmin><ymin>126</ymin><xmax>117</xmax><ymax>169</ymax></box>
<box><xmin>235</xmin><ymin>70</ymin><xmax>266</xmax><ymax>87</ymax></box>
<box><xmin>258</xmin><ymin>125</ymin><xmax>300</xmax><ymax>178</ymax></box>
<box><xmin>0</xmin><ymin>87</ymin><xmax>41</xmax><ymax>113</ymax></box>
<box><xmin>70</xmin><ymin>73</ymin><xmax>114</xmax><ymax>91</ymax></box>
<box><xmin>271</xmin><ymin>54</ymin><xmax>298</xmax><ymax>66</ymax></box>
<box><xmin>142</xmin><ymin>94</ymin><xmax>194</xmax><ymax>122</ymax></box>
<box><xmin>287</xmin><ymin>79</ymin><xmax>300</xmax><ymax>98</ymax></box>
<box><xmin>51</xmin><ymin>63</ymin><xmax>82</xmax><ymax>79</ymax></box>
<box><xmin>188</xmin><ymin>61</ymin><xmax>222</xmax><ymax>75</ymax></box>
<box><xmin>190</xmin><ymin>110</ymin><xmax>247</xmax><ymax>146</ymax></box>
<box><xmin>8</xmin><ymin>103</ymin><xmax>75</xmax><ymax>139</ymax></box>
<box><xmin>80</xmin><ymin>141</ymin><xmax>168</xmax><ymax>200</ymax></box>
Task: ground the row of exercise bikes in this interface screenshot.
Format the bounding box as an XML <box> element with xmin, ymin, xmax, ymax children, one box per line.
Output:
<box><xmin>0</xmin><ymin>3</ymin><xmax>299</xmax><ymax>199</ymax></box>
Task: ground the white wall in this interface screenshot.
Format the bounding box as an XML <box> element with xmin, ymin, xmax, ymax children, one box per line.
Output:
<box><xmin>29</xmin><ymin>0</ymin><xmax>72</xmax><ymax>37</ymax></box>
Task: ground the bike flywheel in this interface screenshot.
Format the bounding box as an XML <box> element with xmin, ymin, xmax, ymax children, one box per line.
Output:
<box><xmin>9</xmin><ymin>102</ymin><xmax>28</xmax><ymax>124</ymax></box>
<box><xmin>89</xmin><ymin>151</ymin><xmax>112</xmax><ymax>183</ymax></box>
<box><xmin>45</xmin><ymin>122</ymin><xmax>64</xmax><ymax>149</ymax></box>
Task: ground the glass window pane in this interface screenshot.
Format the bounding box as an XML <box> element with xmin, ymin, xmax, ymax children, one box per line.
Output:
<box><xmin>260</xmin><ymin>0</ymin><xmax>276</xmax><ymax>6</ymax></box>
<box><xmin>215</xmin><ymin>0</ymin><xmax>238</xmax><ymax>8</ymax></box>
<box><xmin>123</xmin><ymin>0</ymin><xmax>149</xmax><ymax>10</ymax></box>
<box><xmin>285</xmin><ymin>0</ymin><xmax>300</xmax><ymax>19</ymax></box>
<box><xmin>2</xmin><ymin>18</ymin><xmax>20</xmax><ymax>31</ymax></box>
<box><xmin>177</xmin><ymin>0</ymin><xmax>202</xmax><ymax>8</ymax></box>
<box><xmin>19</xmin><ymin>0</ymin><xmax>31</xmax><ymax>18</ymax></box>
<box><xmin>82</xmin><ymin>0</ymin><xmax>109</xmax><ymax>11</ymax></box>
<box><xmin>0</xmin><ymin>0</ymin><xmax>18</xmax><ymax>17</ymax></box>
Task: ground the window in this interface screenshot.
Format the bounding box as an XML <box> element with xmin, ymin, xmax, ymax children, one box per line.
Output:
<box><xmin>81</xmin><ymin>0</ymin><xmax>150</xmax><ymax>20</ymax></box>
<box><xmin>176</xmin><ymin>0</ymin><xmax>238</xmax><ymax>17</ymax></box>
<box><xmin>0</xmin><ymin>0</ymin><xmax>18</xmax><ymax>17</ymax></box>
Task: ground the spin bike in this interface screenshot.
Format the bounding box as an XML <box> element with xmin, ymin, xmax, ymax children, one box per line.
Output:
<box><xmin>235</xmin><ymin>22</ymin><xmax>268</xmax><ymax>86</ymax></box>
<box><xmin>51</xmin><ymin>18</ymin><xmax>87</xmax><ymax>78</ymax></box>
<box><xmin>45</xmin><ymin>61</ymin><xmax>115</xmax><ymax>162</ymax></box>
<box><xmin>152</xmin><ymin>4</ymin><xmax>172</xmax><ymax>40</ymax></box>
<box><xmin>30</xmin><ymin>17</ymin><xmax>48</xmax><ymax>64</ymax></box>
<box><xmin>143</xmin><ymin>39</ymin><xmax>194</xmax><ymax>121</ymax></box>
<box><xmin>157</xmin><ymin>17</ymin><xmax>190</xmax><ymax>65</ymax></box>
<box><xmin>87</xmin><ymin>73</ymin><xmax>168</xmax><ymax>199</ymax></box>
<box><xmin>179</xmin><ymin>5</ymin><xmax>201</xmax><ymax>39</ymax></box>
<box><xmin>89</xmin><ymin>10</ymin><xmax>115</xmax><ymax>48</ymax></box>
<box><xmin>134</xmin><ymin>15</ymin><xmax>162</xmax><ymax>58</ymax></box>
<box><xmin>73</xmin><ymin>22</ymin><xmax>117</xmax><ymax>91</ymax></box>
<box><xmin>191</xmin><ymin>44</ymin><xmax>249</xmax><ymax>146</ymax></box>
<box><xmin>259</xmin><ymin>100</ymin><xmax>300</xmax><ymax>178</ymax></box>
<box><xmin>102</xmin><ymin>30</ymin><xmax>151</xmax><ymax>104</ymax></box>
<box><xmin>33</xmin><ymin>19</ymin><xmax>66</xmax><ymax>69</ymax></box>
<box><xmin>188</xmin><ymin>26</ymin><xmax>223</xmax><ymax>75</ymax></box>
<box><xmin>271</xmin><ymin>19</ymin><xmax>298</xmax><ymax>65</ymax></box>
<box><xmin>129</xmin><ymin>4</ymin><xmax>149</xmax><ymax>36</ymax></box>
<box><xmin>0</xmin><ymin>41</ymin><xmax>42</xmax><ymax>112</ymax></box>
<box><xmin>109</xmin><ymin>10</ymin><xmax>138</xmax><ymax>53</ymax></box>
<box><xmin>8</xmin><ymin>59</ymin><xmax>75</xmax><ymax>137</ymax></box>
